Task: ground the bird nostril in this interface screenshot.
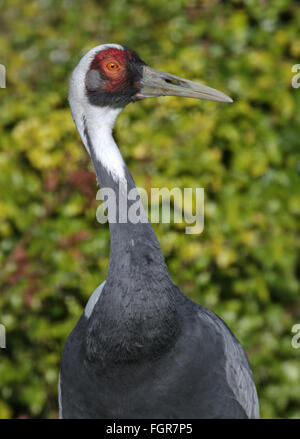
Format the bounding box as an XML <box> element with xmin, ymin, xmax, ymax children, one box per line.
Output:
<box><xmin>163</xmin><ymin>78</ymin><xmax>182</xmax><ymax>86</ymax></box>
<box><xmin>163</xmin><ymin>77</ymin><xmax>189</xmax><ymax>88</ymax></box>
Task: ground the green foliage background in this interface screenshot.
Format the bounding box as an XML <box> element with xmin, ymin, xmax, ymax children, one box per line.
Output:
<box><xmin>0</xmin><ymin>0</ymin><xmax>300</xmax><ymax>419</ymax></box>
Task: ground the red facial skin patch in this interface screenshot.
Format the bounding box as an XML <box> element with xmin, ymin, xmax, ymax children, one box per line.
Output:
<box><xmin>89</xmin><ymin>48</ymin><xmax>132</xmax><ymax>92</ymax></box>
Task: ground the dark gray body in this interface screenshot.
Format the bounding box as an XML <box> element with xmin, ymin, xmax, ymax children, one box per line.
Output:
<box><xmin>61</xmin><ymin>285</ymin><xmax>259</xmax><ymax>419</ymax></box>
<box><xmin>60</xmin><ymin>108</ymin><xmax>259</xmax><ymax>419</ymax></box>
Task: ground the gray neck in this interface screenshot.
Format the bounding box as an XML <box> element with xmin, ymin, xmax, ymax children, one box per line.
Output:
<box><xmin>70</xmin><ymin>103</ymin><xmax>180</xmax><ymax>364</ymax></box>
<box><xmin>80</xmin><ymin>107</ymin><xmax>170</xmax><ymax>287</ymax></box>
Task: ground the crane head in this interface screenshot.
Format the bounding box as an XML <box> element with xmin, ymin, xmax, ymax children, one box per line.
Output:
<box><xmin>71</xmin><ymin>44</ymin><xmax>233</xmax><ymax>109</ymax></box>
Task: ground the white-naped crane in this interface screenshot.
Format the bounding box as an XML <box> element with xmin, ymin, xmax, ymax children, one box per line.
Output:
<box><xmin>59</xmin><ymin>44</ymin><xmax>259</xmax><ymax>419</ymax></box>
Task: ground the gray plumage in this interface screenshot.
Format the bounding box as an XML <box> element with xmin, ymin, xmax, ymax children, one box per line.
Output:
<box><xmin>59</xmin><ymin>44</ymin><xmax>259</xmax><ymax>419</ymax></box>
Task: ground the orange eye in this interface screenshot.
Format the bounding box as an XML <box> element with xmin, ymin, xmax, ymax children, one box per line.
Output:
<box><xmin>106</xmin><ymin>61</ymin><xmax>119</xmax><ymax>71</ymax></box>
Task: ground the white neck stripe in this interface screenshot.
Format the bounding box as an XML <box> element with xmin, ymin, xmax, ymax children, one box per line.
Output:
<box><xmin>68</xmin><ymin>44</ymin><xmax>127</xmax><ymax>182</ymax></box>
<box><xmin>83</xmin><ymin>106</ymin><xmax>125</xmax><ymax>181</ymax></box>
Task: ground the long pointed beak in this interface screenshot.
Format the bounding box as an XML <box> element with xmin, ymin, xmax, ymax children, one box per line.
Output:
<box><xmin>137</xmin><ymin>66</ymin><xmax>233</xmax><ymax>103</ymax></box>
